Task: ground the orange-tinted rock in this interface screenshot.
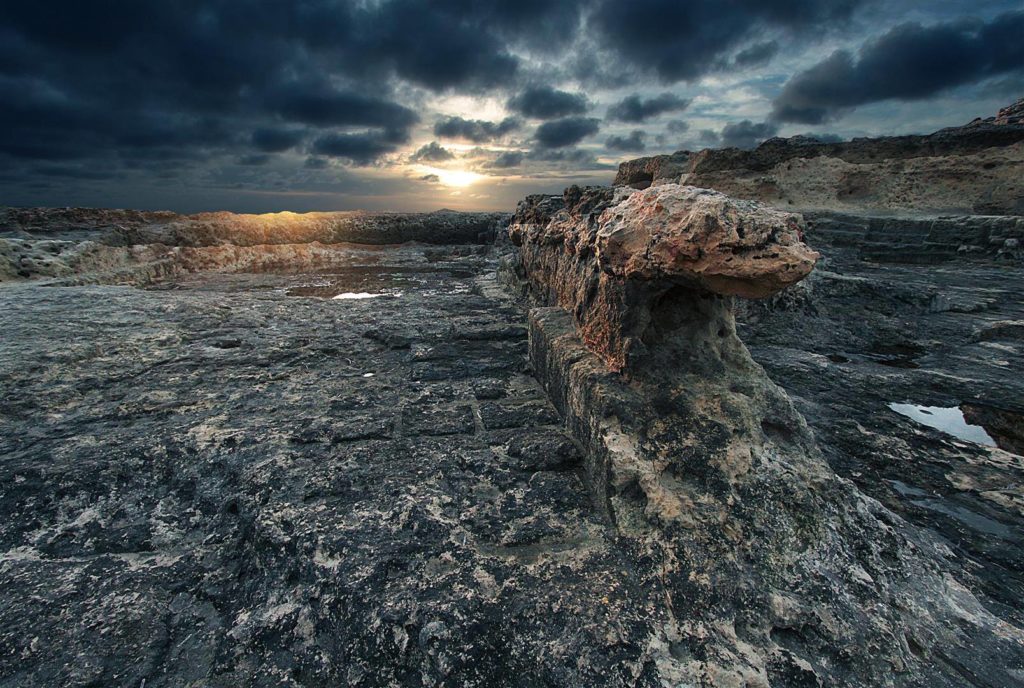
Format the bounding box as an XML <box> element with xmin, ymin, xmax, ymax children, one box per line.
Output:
<box><xmin>596</xmin><ymin>185</ymin><xmax>818</xmax><ymax>298</ymax></box>
<box><xmin>509</xmin><ymin>183</ymin><xmax>818</xmax><ymax>371</ymax></box>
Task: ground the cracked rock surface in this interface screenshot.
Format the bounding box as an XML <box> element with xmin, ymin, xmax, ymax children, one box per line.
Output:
<box><xmin>0</xmin><ymin>245</ymin><xmax>666</xmax><ymax>687</ymax></box>
<box><xmin>1</xmin><ymin>184</ymin><xmax>1023</xmax><ymax>687</ymax></box>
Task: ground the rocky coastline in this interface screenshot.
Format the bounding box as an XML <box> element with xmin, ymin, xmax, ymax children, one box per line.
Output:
<box><xmin>1</xmin><ymin>102</ymin><xmax>1023</xmax><ymax>686</ymax></box>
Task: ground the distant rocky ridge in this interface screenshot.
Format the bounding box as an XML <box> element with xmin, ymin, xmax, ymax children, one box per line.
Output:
<box><xmin>0</xmin><ymin>207</ymin><xmax>507</xmax><ymax>247</ymax></box>
<box><xmin>0</xmin><ymin>208</ymin><xmax>508</xmax><ymax>283</ymax></box>
<box><xmin>615</xmin><ymin>98</ymin><xmax>1024</xmax><ymax>216</ymax></box>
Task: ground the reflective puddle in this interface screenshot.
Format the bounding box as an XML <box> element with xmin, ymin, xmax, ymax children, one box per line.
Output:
<box><xmin>888</xmin><ymin>403</ymin><xmax>996</xmax><ymax>447</ymax></box>
<box><xmin>332</xmin><ymin>292</ymin><xmax>395</xmax><ymax>300</ymax></box>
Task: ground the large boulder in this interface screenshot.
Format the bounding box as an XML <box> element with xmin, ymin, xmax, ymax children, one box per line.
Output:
<box><xmin>509</xmin><ymin>184</ymin><xmax>817</xmax><ymax>371</ymax></box>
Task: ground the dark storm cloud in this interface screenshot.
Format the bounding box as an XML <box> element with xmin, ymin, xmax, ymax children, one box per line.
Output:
<box><xmin>525</xmin><ymin>148</ymin><xmax>614</xmax><ymax>170</ymax></box>
<box><xmin>484</xmin><ymin>151</ymin><xmax>526</xmax><ymax>169</ymax></box>
<box><xmin>237</xmin><ymin>154</ymin><xmax>272</xmax><ymax>166</ymax></box>
<box><xmin>410</xmin><ymin>142</ymin><xmax>455</xmax><ymax>163</ymax></box>
<box><xmin>534</xmin><ymin>117</ymin><xmax>601</xmax><ymax>148</ymax></box>
<box><xmin>0</xmin><ymin>0</ymin><xmax>568</xmax><ymax>174</ymax></box>
<box><xmin>606</xmin><ymin>130</ymin><xmax>647</xmax><ymax>151</ymax></box>
<box><xmin>719</xmin><ymin>120</ymin><xmax>779</xmax><ymax>149</ymax></box>
<box><xmin>356</xmin><ymin>0</ymin><xmax>519</xmax><ymax>91</ymax></box>
<box><xmin>1</xmin><ymin>0</ymin><xmax>1018</xmax><ymax>211</ymax></box>
<box><xmin>508</xmin><ymin>86</ymin><xmax>589</xmax><ymax>119</ymax></box>
<box><xmin>251</xmin><ymin>128</ymin><xmax>305</xmax><ymax>153</ymax></box>
<box><xmin>433</xmin><ymin>116</ymin><xmax>522</xmax><ymax>143</ymax></box>
<box><xmin>588</xmin><ymin>0</ymin><xmax>862</xmax><ymax>83</ymax></box>
<box><xmin>268</xmin><ymin>85</ymin><xmax>419</xmax><ymax>133</ymax></box>
<box><xmin>734</xmin><ymin>41</ymin><xmax>780</xmax><ymax>67</ymax></box>
<box><xmin>772</xmin><ymin>11</ymin><xmax>1024</xmax><ymax>123</ymax></box>
<box><xmin>607</xmin><ymin>93</ymin><xmax>690</xmax><ymax>122</ymax></box>
<box><xmin>33</xmin><ymin>164</ymin><xmax>116</xmax><ymax>180</ymax></box>
<box><xmin>310</xmin><ymin>132</ymin><xmax>400</xmax><ymax>165</ymax></box>
<box><xmin>666</xmin><ymin>120</ymin><xmax>690</xmax><ymax>134</ymax></box>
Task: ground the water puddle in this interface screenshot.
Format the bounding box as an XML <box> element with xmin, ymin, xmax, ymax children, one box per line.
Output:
<box><xmin>332</xmin><ymin>292</ymin><xmax>394</xmax><ymax>300</ymax></box>
<box><xmin>888</xmin><ymin>403</ymin><xmax>996</xmax><ymax>447</ymax></box>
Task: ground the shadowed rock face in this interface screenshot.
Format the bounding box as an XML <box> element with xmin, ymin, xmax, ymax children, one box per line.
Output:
<box><xmin>508</xmin><ymin>182</ymin><xmax>1024</xmax><ymax>685</ymax></box>
<box><xmin>509</xmin><ymin>184</ymin><xmax>817</xmax><ymax>371</ymax></box>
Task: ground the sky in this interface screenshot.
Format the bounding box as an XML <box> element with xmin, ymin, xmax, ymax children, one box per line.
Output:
<box><xmin>1</xmin><ymin>1</ymin><xmax>1022</xmax><ymax>213</ymax></box>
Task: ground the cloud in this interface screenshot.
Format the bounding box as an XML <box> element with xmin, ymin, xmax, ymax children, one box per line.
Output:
<box><xmin>523</xmin><ymin>147</ymin><xmax>616</xmax><ymax>171</ymax></box>
<box><xmin>237</xmin><ymin>153</ymin><xmax>272</xmax><ymax>166</ymax></box>
<box><xmin>0</xmin><ymin>0</ymin><xmax>1017</xmax><ymax>212</ymax></box>
<box><xmin>433</xmin><ymin>116</ymin><xmax>522</xmax><ymax>143</ymax></box>
<box><xmin>251</xmin><ymin>128</ymin><xmax>305</xmax><ymax>153</ymax></box>
<box><xmin>269</xmin><ymin>84</ymin><xmax>419</xmax><ymax>134</ymax></box>
<box><xmin>772</xmin><ymin>11</ymin><xmax>1024</xmax><ymax>123</ymax></box>
<box><xmin>607</xmin><ymin>93</ymin><xmax>690</xmax><ymax>122</ymax></box>
<box><xmin>508</xmin><ymin>86</ymin><xmax>589</xmax><ymax>119</ymax></box>
<box><xmin>410</xmin><ymin>141</ymin><xmax>455</xmax><ymax>162</ymax></box>
<box><xmin>310</xmin><ymin>132</ymin><xmax>400</xmax><ymax>165</ymax></box>
<box><xmin>734</xmin><ymin>41</ymin><xmax>779</xmax><ymax>67</ymax></box>
<box><xmin>358</xmin><ymin>0</ymin><xmax>520</xmax><ymax>91</ymax></box>
<box><xmin>588</xmin><ymin>0</ymin><xmax>863</xmax><ymax>83</ymax></box>
<box><xmin>534</xmin><ymin>117</ymin><xmax>601</xmax><ymax>148</ymax></box>
<box><xmin>606</xmin><ymin>130</ymin><xmax>647</xmax><ymax>151</ymax></box>
<box><xmin>485</xmin><ymin>151</ymin><xmax>526</xmax><ymax>168</ymax></box>
<box><xmin>719</xmin><ymin>120</ymin><xmax>779</xmax><ymax>149</ymax></box>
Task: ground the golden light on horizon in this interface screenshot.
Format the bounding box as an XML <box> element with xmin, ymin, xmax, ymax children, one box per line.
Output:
<box><xmin>417</xmin><ymin>165</ymin><xmax>484</xmax><ymax>188</ymax></box>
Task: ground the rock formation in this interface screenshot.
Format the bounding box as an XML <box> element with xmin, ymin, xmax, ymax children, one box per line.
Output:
<box><xmin>509</xmin><ymin>185</ymin><xmax>817</xmax><ymax>371</ymax></box>
<box><xmin>507</xmin><ymin>182</ymin><xmax>1024</xmax><ymax>685</ymax></box>
<box><xmin>614</xmin><ymin>100</ymin><xmax>1024</xmax><ymax>215</ymax></box>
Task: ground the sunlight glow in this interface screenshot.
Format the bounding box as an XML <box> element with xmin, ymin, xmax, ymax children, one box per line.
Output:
<box><xmin>417</xmin><ymin>165</ymin><xmax>484</xmax><ymax>188</ymax></box>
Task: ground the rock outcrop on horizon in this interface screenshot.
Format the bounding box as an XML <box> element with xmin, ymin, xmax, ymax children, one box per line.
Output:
<box><xmin>614</xmin><ymin>99</ymin><xmax>1024</xmax><ymax>215</ymax></box>
<box><xmin>506</xmin><ymin>181</ymin><xmax>1024</xmax><ymax>686</ymax></box>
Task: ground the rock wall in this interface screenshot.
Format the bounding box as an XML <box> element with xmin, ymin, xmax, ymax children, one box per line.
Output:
<box><xmin>802</xmin><ymin>212</ymin><xmax>1024</xmax><ymax>263</ymax></box>
<box><xmin>507</xmin><ymin>182</ymin><xmax>1024</xmax><ymax>686</ymax></box>
<box><xmin>614</xmin><ymin>101</ymin><xmax>1024</xmax><ymax>216</ymax></box>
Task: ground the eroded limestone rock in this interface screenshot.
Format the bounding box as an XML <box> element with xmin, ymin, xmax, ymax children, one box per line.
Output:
<box><xmin>509</xmin><ymin>184</ymin><xmax>817</xmax><ymax>371</ymax></box>
<box><xmin>508</xmin><ymin>182</ymin><xmax>1024</xmax><ymax>686</ymax></box>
